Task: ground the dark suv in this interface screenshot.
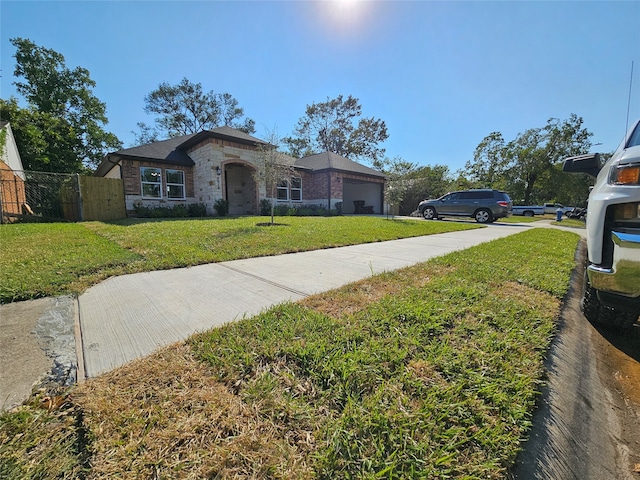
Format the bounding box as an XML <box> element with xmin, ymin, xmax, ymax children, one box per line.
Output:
<box><xmin>417</xmin><ymin>189</ymin><xmax>512</xmax><ymax>223</ymax></box>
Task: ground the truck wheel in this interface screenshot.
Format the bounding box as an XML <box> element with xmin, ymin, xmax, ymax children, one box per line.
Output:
<box><xmin>582</xmin><ymin>270</ymin><xmax>638</xmax><ymax>329</ymax></box>
<box><xmin>474</xmin><ymin>208</ymin><xmax>492</xmax><ymax>223</ymax></box>
<box><xmin>422</xmin><ymin>207</ymin><xmax>437</xmax><ymax>220</ymax></box>
<box><xmin>524</xmin><ymin>210</ymin><xmax>534</xmax><ymax>217</ymax></box>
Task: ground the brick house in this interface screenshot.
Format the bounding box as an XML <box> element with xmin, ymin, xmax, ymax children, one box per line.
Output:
<box><xmin>95</xmin><ymin>126</ymin><xmax>385</xmax><ymax>216</ymax></box>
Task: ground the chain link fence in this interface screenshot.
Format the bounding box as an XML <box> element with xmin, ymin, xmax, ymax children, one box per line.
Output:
<box><xmin>0</xmin><ymin>169</ymin><xmax>80</xmax><ymax>223</ymax></box>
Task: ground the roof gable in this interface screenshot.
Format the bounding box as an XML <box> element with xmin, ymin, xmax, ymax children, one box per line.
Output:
<box><xmin>177</xmin><ymin>126</ymin><xmax>269</xmax><ymax>150</ymax></box>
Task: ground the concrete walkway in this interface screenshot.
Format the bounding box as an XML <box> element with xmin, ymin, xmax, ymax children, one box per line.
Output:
<box><xmin>4</xmin><ymin>220</ymin><xmax>581</xmax><ymax>410</ymax></box>
<box><xmin>77</xmin><ymin>223</ymin><xmax>530</xmax><ymax>378</ymax></box>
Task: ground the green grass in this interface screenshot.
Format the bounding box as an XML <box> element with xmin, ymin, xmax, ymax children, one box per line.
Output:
<box><xmin>0</xmin><ymin>223</ymin><xmax>139</xmax><ymax>303</ymax></box>
<box><xmin>551</xmin><ymin>218</ymin><xmax>586</xmax><ymax>229</ymax></box>
<box><xmin>498</xmin><ymin>215</ymin><xmax>542</xmax><ymax>224</ymax></box>
<box><xmin>0</xmin><ymin>217</ymin><xmax>479</xmax><ymax>303</ymax></box>
<box><xmin>0</xmin><ymin>228</ymin><xmax>581</xmax><ymax>479</ymax></box>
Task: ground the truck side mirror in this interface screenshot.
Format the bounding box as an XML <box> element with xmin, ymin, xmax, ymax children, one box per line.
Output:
<box><xmin>562</xmin><ymin>153</ymin><xmax>602</xmax><ymax>177</ymax></box>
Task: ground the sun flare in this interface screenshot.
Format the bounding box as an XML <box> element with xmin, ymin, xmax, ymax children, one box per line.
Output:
<box><xmin>325</xmin><ymin>0</ymin><xmax>367</xmax><ymax>26</ymax></box>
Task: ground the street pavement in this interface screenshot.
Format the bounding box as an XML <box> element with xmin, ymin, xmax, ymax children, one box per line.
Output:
<box><xmin>3</xmin><ymin>220</ymin><xmax>578</xmax><ymax>411</ymax></box>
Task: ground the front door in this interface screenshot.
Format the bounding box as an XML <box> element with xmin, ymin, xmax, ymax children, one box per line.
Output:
<box><xmin>224</xmin><ymin>164</ymin><xmax>257</xmax><ymax>215</ymax></box>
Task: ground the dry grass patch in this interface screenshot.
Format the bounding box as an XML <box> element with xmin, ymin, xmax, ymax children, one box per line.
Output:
<box><xmin>73</xmin><ymin>343</ymin><xmax>315</xmax><ymax>479</ymax></box>
<box><xmin>300</xmin><ymin>263</ymin><xmax>456</xmax><ymax>318</ymax></box>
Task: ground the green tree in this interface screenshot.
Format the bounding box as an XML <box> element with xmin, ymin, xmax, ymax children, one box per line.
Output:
<box><xmin>284</xmin><ymin>95</ymin><xmax>388</xmax><ymax>165</ymax></box>
<box><xmin>0</xmin><ymin>98</ymin><xmax>82</xmax><ymax>173</ymax></box>
<box><xmin>465</xmin><ymin>115</ymin><xmax>593</xmax><ymax>205</ymax></box>
<box><xmin>464</xmin><ymin>132</ymin><xmax>509</xmax><ymax>189</ymax></box>
<box><xmin>140</xmin><ymin>78</ymin><xmax>255</xmax><ymax>140</ymax></box>
<box><xmin>10</xmin><ymin>37</ymin><xmax>121</xmax><ymax>171</ymax></box>
<box><xmin>377</xmin><ymin>157</ymin><xmax>453</xmax><ymax>215</ymax></box>
<box><xmin>251</xmin><ymin>131</ymin><xmax>297</xmax><ymax>224</ymax></box>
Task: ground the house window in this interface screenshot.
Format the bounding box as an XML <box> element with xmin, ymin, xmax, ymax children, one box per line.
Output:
<box><xmin>277</xmin><ymin>179</ymin><xmax>289</xmax><ymax>201</ymax></box>
<box><xmin>276</xmin><ymin>177</ymin><xmax>302</xmax><ymax>202</ymax></box>
<box><xmin>141</xmin><ymin>167</ymin><xmax>162</xmax><ymax>198</ymax></box>
<box><xmin>166</xmin><ymin>169</ymin><xmax>185</xmax><ymax>199</ymax></box>
<box><xmin>290</xmin><ymin>177</ymin><xmax>302</xmax><ymax>201</ymax></box>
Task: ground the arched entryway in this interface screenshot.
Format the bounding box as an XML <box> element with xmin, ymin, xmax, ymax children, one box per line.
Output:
<box><xmin>224</xmin><ymin>163</ymin><xmax>257</xmax><ymax>215</ymax></box>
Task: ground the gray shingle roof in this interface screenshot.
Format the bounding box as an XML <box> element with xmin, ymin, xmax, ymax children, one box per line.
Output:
<box><xmin>113</xmin><ymin>134</ymin><xmax>197</xmax><ymax>163</ymax></box>
<box><xmin>295</xmin><ymin>152</ymin><xmax>385</xmax><ymax>178</ymax></box>
<box><xmin>95</xmin><ymin>127</ymin><xmax>269</xmax><ymax>176</ymax></box>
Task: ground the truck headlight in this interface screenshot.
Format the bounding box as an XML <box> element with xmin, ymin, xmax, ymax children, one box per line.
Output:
<box><xmin>610</xmin><ymin>165</ymin><xmax>640</xmax><ymax>185</ymax></box>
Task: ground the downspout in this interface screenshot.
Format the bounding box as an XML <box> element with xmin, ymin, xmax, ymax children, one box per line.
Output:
<box><xmin>106</xmin><ymin>154</ymin><xmax>123</xmax><ymax>179</ymax></box>
<box><xmin>106</xmin><ymin>154</ymin><xmax>126</xmax><ymax>218</ymax></box>
<box><xmin>328</xmin><ymin>170</ymin><xmax>331</xmax><ymax>211</ymax></box>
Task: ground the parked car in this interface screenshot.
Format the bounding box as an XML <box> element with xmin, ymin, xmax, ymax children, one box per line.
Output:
<box><xmin>543</xmin><ymin>203</ymin><xmax>574</xmax><ymax>215</ymax></box>
<box><xmin>512</xmin><ymin>205</ymin><xmax>546</xmax><ymax>216</ymax></box>
<box><xmin>511</xmin><ymin>203</ymin><xmax>574</xmax><ymax>217</ymax></box>
<box><xmin>417</xmin><ymin>189</ymin><xmax>512</xmax><ymax>223</ymax></box>
<box><xmin>563</xmin><ymin>119</ymin><xmax>640</xmax><ymax>329</ymax></box>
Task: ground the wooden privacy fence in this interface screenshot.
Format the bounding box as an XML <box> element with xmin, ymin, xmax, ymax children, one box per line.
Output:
<box><xmin>78</xmin><ymin>176</ymin><xmax>126</xmax><ymax>221</ymax></box>
<box><xmin>0</xmin><ymin>169</ymin><xmax>126</xmax><ymax>223</ymax></box>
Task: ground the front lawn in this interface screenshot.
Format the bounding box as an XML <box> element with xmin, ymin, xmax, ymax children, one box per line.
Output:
<box><xmin>0</xmin><ymin>216</ymin><xmax>479</xmax><ymax>303</ymax></box>
<box><xmin>0</xmin><ymin>228</ymin><xmax>581</xmax><ymax>479</ymax></box>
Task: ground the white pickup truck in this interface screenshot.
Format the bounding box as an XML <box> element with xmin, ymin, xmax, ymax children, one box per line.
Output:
<box><xmin>563</xmin><ymin>119</ymin><xmax>640</xmax><ymax>329</ymax></box>
<box><xmin>511</xmin><ymin>203</ymin><xmax>573</xmax><ymax>217</ymax></box>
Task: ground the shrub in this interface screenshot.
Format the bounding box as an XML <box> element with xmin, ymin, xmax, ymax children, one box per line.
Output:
<box><xmin>260</xmin><ymin>199</ymin><xmax>272</xmax><ymax>216</ymax></box>
<box><xmin>132</xmin><ymin>203</ymin><xmax>153</xmax><ymax>217</ymax></box>
<box><xmin>188</xmin><ymin>203</ymin><xmax>207</xmax><ymax>217</ymax></box>
<box><xmin>151</xmin><ymin>207</ymin><xmax>171</xmax><ymax>218</ymax></box>
<box><xmin>273</xmin><ymin>205</ymin><xmax>289</xmax><ymax>216</ymax></box>
<box><xmin>171</xmin><ymin>204</ymin><xmax>189</xmax><ymax>218</ymax></box>
<box><xmin>214</xmin><ymin>199</ymin><xmax>229</xmax><ymax>217</ymax></box>
<box><xmin>132</xmin><ymin>203</ymin><xmax>199</xmax><ymax>219</ymax></box>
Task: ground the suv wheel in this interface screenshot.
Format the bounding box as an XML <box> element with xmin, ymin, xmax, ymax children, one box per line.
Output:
<box><xmin>474</xmin><ymin>208</ymin><xmax>492</xmax><ymax>224</ymax></box>
<box><xmin>582</xmin><ymin>270</ymin><xmax>638</xmax><ymax>329</ymax></box>
<box><xmin>422</xmin><ymin>207</ymin><xmax>437</xmax><ymax>220</ymax></box>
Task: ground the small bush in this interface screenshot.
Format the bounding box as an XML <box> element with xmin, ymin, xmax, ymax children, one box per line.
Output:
<box><xmin>188</xmin><ymin>203</ymin><xmax>207</xmax><ymax>217</ymax></box>
<box><xmin>273</xmin><ymin>205</ymin><xmax>289</xmax><ymax>216</ymax></box>
<box><xmin>214</xmin><ymin>199</ymin><xmax>229</xmax><ymax>217</ymax></box>
<box><xmin>151</xmin><ymin>207</ymin><xmax>171</xmax><ymax>218</ymax></box>
<box><xmin>132</xmin><ymin>203</ymin><xmax>153</xmax><ymax>217</ymax></box>
<box><xmin>260</xmin><ymin>199</ymin><xmax>272</xmax><ymax>216</ymax></box>
<box><xmin>133</xmin><ymin>203</ymin><xmax>201</xmax><ymax>219</ymax></box>
<box><xmin>171</xmin><ymin>204</ymin><xmax>189</xmax><ymax>218</ymax></box>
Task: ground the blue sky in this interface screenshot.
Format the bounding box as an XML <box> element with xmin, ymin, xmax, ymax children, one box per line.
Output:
<box><xmin>1</xmin><ymin>1</ymin><xmax>639</xmax><ymax>173</ymax></box>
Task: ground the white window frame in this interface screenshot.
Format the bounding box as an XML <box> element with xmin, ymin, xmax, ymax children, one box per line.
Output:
<box><xmin>165</xmin><ymin>169</ymin><xmax>185</xmax><ymax>200</ymax></box>
<box><xmin>276</xmin><ymin>179</ymin><xmax>289</xmax><ymax>201</ymax></box>
<box><xmin>290</xmin><ymin>177</ymin><xmax>302</xmax><ymax>202</ymax></box>
<box><xmin>276</xmin><ymin>177</ymin><xmax>302</xmax><ymax>202</ymax></box>
<box><xmin>141</xmin><ymin>167</ymin><xmax>162</xmax><ymax>198</ymax></box>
